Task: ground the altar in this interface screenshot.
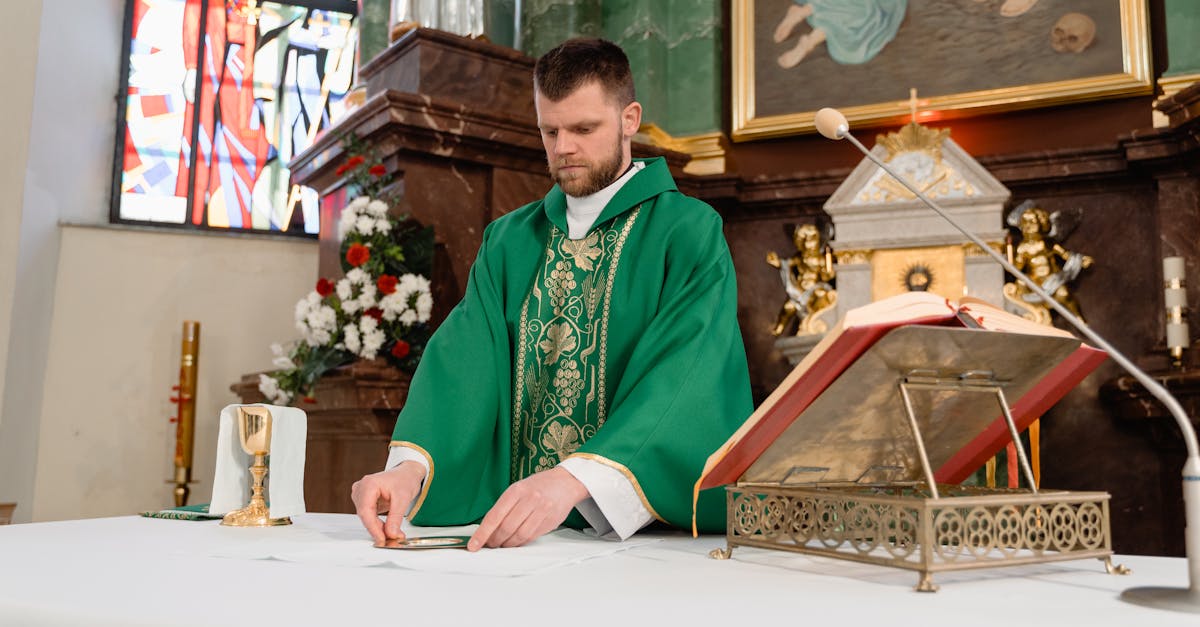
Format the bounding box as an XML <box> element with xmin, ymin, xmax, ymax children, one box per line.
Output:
<box><xmin>0</xmin><ymin>515</ymin><xmax>1194</xmax><ymax>626</ymax></box>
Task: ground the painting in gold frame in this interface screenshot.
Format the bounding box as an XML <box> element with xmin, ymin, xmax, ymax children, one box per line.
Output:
<box><xmin>732</xmin><ymin>0</ymin><xmax>1153</xmax><ymax>141</ymax></box>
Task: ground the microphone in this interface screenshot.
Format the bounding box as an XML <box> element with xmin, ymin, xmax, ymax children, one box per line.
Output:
<box><xmin>815</xmin><ymin>107</ymin><xmax>1200</xmax><ymax>612</ymax></box>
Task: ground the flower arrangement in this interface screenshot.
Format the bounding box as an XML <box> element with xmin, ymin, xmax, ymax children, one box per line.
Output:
<box><xmin>259</xmin><ymin>140</ymin><xmax>434</xmax><ymax>405</ymax></box>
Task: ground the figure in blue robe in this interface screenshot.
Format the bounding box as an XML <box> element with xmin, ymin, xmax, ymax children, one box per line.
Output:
<box><xmin>774</xmin><ymin>0</ymin><xmax>907</xmax><ymax>68</ymax></box>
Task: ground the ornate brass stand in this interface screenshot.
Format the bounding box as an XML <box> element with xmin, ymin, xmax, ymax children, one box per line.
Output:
<box><xmin>710</xmin><ymin>326</ymin><xmax>1125</xmax><ymax>591</ymax></box>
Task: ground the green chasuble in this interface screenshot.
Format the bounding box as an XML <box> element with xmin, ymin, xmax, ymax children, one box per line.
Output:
<box><xmin>391</xmin><ymin>157</ymin><xmax>752</xmax><ymax>533</ymax></box>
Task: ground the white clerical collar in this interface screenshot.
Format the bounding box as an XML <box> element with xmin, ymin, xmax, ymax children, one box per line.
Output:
<box><xmin>564</xmin><ymin>161</ymin><xmax>646</xmax><ymax>240</ymax></box>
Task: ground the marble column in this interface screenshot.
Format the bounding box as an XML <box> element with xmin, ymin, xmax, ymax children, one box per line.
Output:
<box><xmin>520</xmin><ymin>0</ymin><xmax>602</xmax><ymax>58</ymax></box>
<box><xmin>1164</xmin><ymin>0</ymin><xmax>1200</xmax><ymax>77</ymax></box>
<box><xmin>664</xmin><ymin>0</ymin><xmax>722</xmax><ymax>137</ymax></box>
<box><xmin>603</xmin><ymin>0</ymin><xmax>721</xmax><ymax>137</ymax></box>
<box><xmin>483</xmin><ymin>0</ymin><xmax>516</xmax><ymax>49</ymax></box>
<box><xmin>604</xmin><ymin>2</ymin><xmax>668</xmax><ymax>127</ymax></box>
<box><xmin>357</xmin><ymin>0</ymin><xmax>392</xmax><ymax>67</ymax></box>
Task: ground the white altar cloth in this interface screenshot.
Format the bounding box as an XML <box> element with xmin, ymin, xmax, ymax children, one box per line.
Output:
<box><xmin>0</xmin><ymin>514</ymin><xmax>1195</xmax><ymax>626</ymax></box>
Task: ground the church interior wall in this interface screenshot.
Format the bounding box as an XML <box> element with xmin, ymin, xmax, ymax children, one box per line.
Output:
<box><xmin>31</xmin><ymin>225</ymin><xmax>315</xmax><ymax>521</ymax></box>
<box><xmin>0</xmin><ymin>0</ymin><xmax>50</xmax><ymax>525</ymax></box>
<box><xmin>712</xmin><ymin>4</ymin><xmax>1197</xmax><ymax>556</ymax></box>
<box><xmin>0</xmin><ymin>0</ymin><xmax>318</xmax><ymax>523</ymax></box>
<box><xmin>0</xmin><ymin>0</ymin><xmax>1194</xmax><ymax>557</ymax></box>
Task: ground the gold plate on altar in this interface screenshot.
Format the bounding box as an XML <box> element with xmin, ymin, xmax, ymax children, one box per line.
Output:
<box><xmin>375</xmin><ymin>536</ymin><xmax>471</xmax><ymax>550</ymax></box>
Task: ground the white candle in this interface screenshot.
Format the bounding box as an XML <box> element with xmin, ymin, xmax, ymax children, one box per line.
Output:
<box><xmin>1164</xmin><ymin>256</ymin><xmax>1186</xmax><ymax>282</ymax></box>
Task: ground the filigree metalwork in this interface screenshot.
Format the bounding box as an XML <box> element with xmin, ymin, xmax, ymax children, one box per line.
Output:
<box><xmin>715</xmin><ymin>484</ymin><xmax>1118</xmax><ymax>592</ymax></box>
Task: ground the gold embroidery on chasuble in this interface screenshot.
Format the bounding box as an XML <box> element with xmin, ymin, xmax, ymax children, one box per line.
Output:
<box><xmin>511</xmin><ymin>208</ymin><xmax>642</xmax><ymax>482</ymax></box>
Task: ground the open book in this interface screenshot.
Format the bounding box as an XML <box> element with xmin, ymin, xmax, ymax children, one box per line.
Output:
<box><xmin>695</xmin><ymin>292</ymin><xmax>1106</xmax><ymax>499</ymax></box>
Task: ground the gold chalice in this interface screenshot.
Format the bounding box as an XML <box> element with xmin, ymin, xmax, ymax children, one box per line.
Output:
<box><xmin>221</xmin><ymin>406</ymin><xmax>291</xmax><ymax>526</ymax></box>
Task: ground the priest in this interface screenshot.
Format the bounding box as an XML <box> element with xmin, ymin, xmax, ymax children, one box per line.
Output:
<box><xmin>351</xmin><ymin>37</ymin><xmax>752</xmax><ymax>550</ymax></box>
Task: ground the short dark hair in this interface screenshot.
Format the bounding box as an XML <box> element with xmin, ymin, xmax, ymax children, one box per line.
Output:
<box><xmin>534</xmin><ymin>38</ymin><xmax>635</xmax><ymax>107</ymax></box>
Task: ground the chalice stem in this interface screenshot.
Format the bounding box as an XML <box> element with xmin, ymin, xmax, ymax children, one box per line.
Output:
<box><xmin>249</xmin><ymin>453</ymin><xmax>268</xmax><ymax>509</ymax></box>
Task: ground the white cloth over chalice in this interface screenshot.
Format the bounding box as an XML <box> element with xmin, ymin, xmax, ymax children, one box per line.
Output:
<box><xmin>209</xmin><ymin>404</ymin><xmax>307</xmax><ymax>518</ymax></box>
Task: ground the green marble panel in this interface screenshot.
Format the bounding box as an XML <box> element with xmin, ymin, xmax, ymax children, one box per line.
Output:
<box><xmin>511</xmin><ymin>0</ymin><xmax>721</xmax><ymax>137</ymax></box>
<box><xmin>1164</xmin><ymin>0</ymin><xmax>1200</xmax><ymax>76</ymax></box>
<box><xmin>665</xmin><ymin>0</ymin><xmax>721</xmax><ymax>136</ymax></box>
<box><xmin>521</xmin><ymin>0</ymin><xmax>603</xmax><ymax>57</ymax></box>
<box><xmin>605</xmin><ymin>0</ymin><xmax>667</xmax><ymax>125</ymax></box>
<box><xmin>357</xmin><ymin>0</ymin><xmax>392</xmax><ymax>68</ymax></box>
<box><xmin>484</xmin><ymin>0</ymin><xmax>517</xmax><ymax>49</ymax></box>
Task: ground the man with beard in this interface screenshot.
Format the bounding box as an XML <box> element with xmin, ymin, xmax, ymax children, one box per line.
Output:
<box><xmin>351</xmin><ymin>38</ymin><xmax>751</xmax><ymax>550</ymax></box>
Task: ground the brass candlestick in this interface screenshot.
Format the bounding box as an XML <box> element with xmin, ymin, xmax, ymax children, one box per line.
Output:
<box><xmin>169</xmin><ymin>321</ymin><xmax>199</xmax><ymax>507</ymax></box>
<box><xmin>221</xmin><ymin>406</ymin><xmax>291</xmax><ymax>527</ymax></box>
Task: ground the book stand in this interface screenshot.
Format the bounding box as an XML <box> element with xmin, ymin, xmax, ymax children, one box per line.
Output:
<box><xmin>710</xmin><ymin>325</ymin><xmax>1126</xmax><ymax>591</ymax></box>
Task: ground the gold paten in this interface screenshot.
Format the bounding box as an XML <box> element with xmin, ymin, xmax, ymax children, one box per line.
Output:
<box><xmin>711</xmin><ymin>325</ymin><xmax>1123</xmax><ymax>591</ymax></box>
<box><xmin>221</xmin><ymin>407</ymin><xmax>292</xmax><ymax>527</ymax></box>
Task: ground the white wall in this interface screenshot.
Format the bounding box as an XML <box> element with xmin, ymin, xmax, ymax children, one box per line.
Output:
<box><xmin>32</xmin><ymin>226</ymin><xmax>315</xmax><ymax>521</ymax></box>
<box><xmin>0</xmin><ymin>0</ymin><xmax>50</xmax><ymax>522</ymax></box>
<box><xmin>0</xmin><ymin>0</ymin><xmax>319</xmax><ymax>522</ymax></box>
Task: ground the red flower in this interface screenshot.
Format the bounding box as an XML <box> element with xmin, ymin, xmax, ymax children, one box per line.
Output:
<box><xmin>377</xmin><ymin>274</ymin><xmax>398</xmax><ymax>295</ymax></box>
<box><xmin>391</xmin><ymin>340</ymin><xmax>411</xmax><ymax>359</ymax></box>
<box><xmin>368</xmin><ymin>164</ymin><xmax>387</xmax><ymax>177</ymax></box>
<box><xmin>364</xmin><ymin>307</ymin><xmax>383</xmax><ymax>322</ymax></box>
<box><xmin>345</xmin><ymin>155</ymin><xmax>366</xmax><ymax>169</ymax></box>
<box><xmin>335</xmin><ymin>162</ymin><xmax>350</xmax><ymax>176</ymax></box>
<box><xmin>315</xmin><ymin>278</ymin><xmax>334</xmax><ymax>297</ymax></box>
<box><xmin>346</xmin><ymin>243</ymin><xmax>370</xmax><ymax>267</ymax></box>
<box><xmin>302</xmin><ymin>396</ymin><xmax>318</xmax><ymax>405</ymax></box>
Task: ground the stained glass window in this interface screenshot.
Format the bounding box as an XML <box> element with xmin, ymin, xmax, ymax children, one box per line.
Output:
<box><xmin>112</xmin><ymin>0</ymin><xmax>359</xmax><ymax>235</ymax></box>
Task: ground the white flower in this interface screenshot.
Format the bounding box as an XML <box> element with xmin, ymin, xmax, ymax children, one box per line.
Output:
<box><xmin>354</xmin><ymin>215</ymin><xmax>375</xmax><ymax>236</ymax></box>
<box><xmin>258</xmin><ymin>373</ymin><xmax>279</xmax><ymax>396</ymax></box>
<box><xmin>379</xmin><ymin>273</ymin><xmax>433</xmax><ymax>325</ymax></box>
<box><xmin>356</xmin><ymin>283</ymin><xmax>378</xmax><ymax>311</ymax></box>
<box><xmin>272</xmin><ymin>354</ymin><xmax>297</xmax><ymax>369</ymax></box>
<box><xmin>343</xmin><ymin>323</ymin><xmax>361</xmax><ymax>355</ymax></box>
<box><xmin>361</xmin><ymin>326</ymin><xmax>385</xmax><ymax>359</ymax></box>
<box><xmin>335</xmin><ymin>278</ymin><xmax>352</xmax><ymax>301</ymax></box>
<box><xmin>366</xmin><ymin>199</ymin><xmax>388</xmax><ymax>217</ymax></box>
<box><xmin>338</xmin><ymin>199</ymin><xmax>368</xmax><ymax>239</ymax></box>
<box><xmin>416</xmin><ymin>293</ymin><xmax>433</xmax><ymax>320</ymax></box>
<box><xmin>258</xmin><ymin>374</ymin><xmax>291</xmax><ymax>405</ymax></box>
<box><xmin>375</xmin><ymin>219</ymin><xmax>392</xmax><ymax>234</ymax></box>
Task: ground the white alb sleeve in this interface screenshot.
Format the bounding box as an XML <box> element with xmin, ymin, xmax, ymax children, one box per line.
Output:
<box><xmin>558</xmin><ymin>457</ymin><xmax>654</xmax><ymax>540</ymax></box>
<box><xmin>385</xmin><ymin>445</ymin><xmax>430</xmax><ymax>476</ymax></box>
<box><xmin>384</xmin><ymin>446</ymin><xmax>429</xmax><ymax>516</ymax></box>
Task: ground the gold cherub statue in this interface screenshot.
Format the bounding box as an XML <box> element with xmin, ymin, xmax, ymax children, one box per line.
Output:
<box><xmin>767</xmin><ymin>223</ymin><xmax>837</xmax><ymax>336</ymax></box>
<box><xmin>1002</xmin><ymin>201</ymin><xmax>1093</xmax><ymax>325</ymax></box>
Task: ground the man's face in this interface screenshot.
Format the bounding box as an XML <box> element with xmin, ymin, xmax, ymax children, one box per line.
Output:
<box><xmin>535</xmin><ymin>80</ymin><xmax>639</xmax><ymax>197</ymax></box>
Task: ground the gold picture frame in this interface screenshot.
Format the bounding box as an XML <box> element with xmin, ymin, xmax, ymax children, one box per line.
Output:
<box><xmin>732</xmin><ymin>0</ymin><xmax>1153</xmax><ymax>141</ymax></box>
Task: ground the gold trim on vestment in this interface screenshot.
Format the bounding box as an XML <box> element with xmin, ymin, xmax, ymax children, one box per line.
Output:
<box><xmin>598</xmin><ymin>207</ymin><xmax>641</xmax><ymax>431</ymax></box>
<box><xmin>389</xmin><ymin>440</ymin><xmax>434</xmax><ymax>518</ymax></box>
<box><xmin>511</xmin><ymin>208</ymin><xmax>642</xmax><ymax>482</ymax></box>
<box><xmin>565</xmin><ymin>452</ymin><xmax>665</xmax><ymax>523</ymax></box>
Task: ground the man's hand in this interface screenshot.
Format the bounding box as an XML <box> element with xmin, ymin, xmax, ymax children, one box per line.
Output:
<box><xmin>350</xmin><ymin>461</ymin><xmax>427</xmax><ymax>544</ymax></box>
<box><xmin>468</xmin><ymin>467</ymin><xmax>589</xmax><ymax>551</ymax></box>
